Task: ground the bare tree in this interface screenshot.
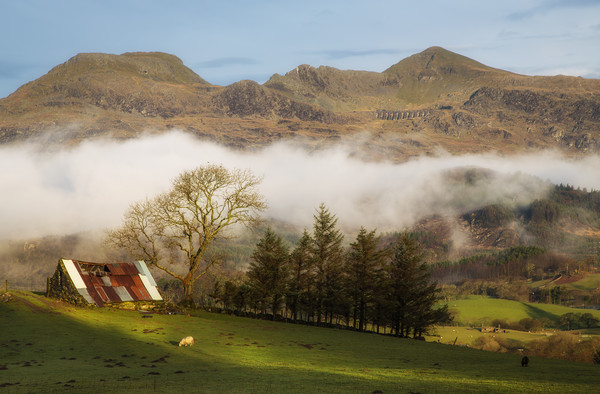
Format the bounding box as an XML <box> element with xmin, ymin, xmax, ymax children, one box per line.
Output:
<box><xmin>106</xmin><ymin>164</ymin><xmax>266</xmax><ymax>306</ymax></box>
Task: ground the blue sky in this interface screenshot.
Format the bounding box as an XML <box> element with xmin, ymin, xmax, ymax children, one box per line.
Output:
<box><xmin>1</xmin><ymin>0</ymin><xmax>599</xmax><ymax>98</ymax></box>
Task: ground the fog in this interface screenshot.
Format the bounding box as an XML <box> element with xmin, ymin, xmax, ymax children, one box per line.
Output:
<box><xmin>1</xmin><ymin>130</ymin><xmax>599</xmax><ymax>240</ymax></box>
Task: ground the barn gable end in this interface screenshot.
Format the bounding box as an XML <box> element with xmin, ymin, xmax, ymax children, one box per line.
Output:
<box><xmin>47</xmin><ymin>259</ymin><xmax>163</xmax><ymax>308</ymax></box>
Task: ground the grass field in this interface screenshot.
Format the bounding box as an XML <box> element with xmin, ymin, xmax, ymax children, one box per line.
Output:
<box><xmin>448</xmin><ymin>295</ymin><xmax>600</xmax><ymax>326</ymax></box>
<box><xmin>530</xmin><ymin>274</ymin><xmax>600</xmax><ymax>292</ymax></box>
<box><xmin>2</xmin><ymin>292</ymin><xmax>600</xmax><ymax>393</ymax></box>
<box><xmin>562</xmin><ymin>274</ymin><xmax>600</xmax><ymax>292</ymax></box>
<box><xmin>429</xmin><ymin>326</ymin><xmax>547</xmax><ymax>347</ymax></box>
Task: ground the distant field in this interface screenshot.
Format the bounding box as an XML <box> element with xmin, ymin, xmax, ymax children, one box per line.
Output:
<box><xmin>530</xmin><ymin>274</ymin><xmax>600</xmax><ymax>292</ymax></box>
<box><xmin>563</xmin><ymin>274</ymin><xmax>600</xmax><ymax>291</ymax></box>
<box><xmin>1</xmin><ymin>292</ymin><xmax>600</xmax><ymax>393</ymax></box>
<box><xmin>448</xmin><ymin>295</ymin><xmax>600</xmax><ymax>326</ymax></box>
<box><xmin>429</xmin><ymin>326</ymin><xmax>547</xmax><ymax>347</ymax></box>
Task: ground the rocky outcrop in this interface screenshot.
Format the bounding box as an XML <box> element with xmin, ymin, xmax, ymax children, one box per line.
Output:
<box><xmin>213</xmin><ymin>80</ymin><xmax>338</xmax><ymax>122</ymax></box>
<box><xmin>464</xmin><ymin>87</ymin><xmax>600</xmax><ymax>124</ymax></box>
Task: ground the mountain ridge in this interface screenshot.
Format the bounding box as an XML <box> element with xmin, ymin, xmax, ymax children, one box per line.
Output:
<box><xmin>1</xmin><ymin>47</ymin><xmax>599</xmax><ymax>157</ymax></box>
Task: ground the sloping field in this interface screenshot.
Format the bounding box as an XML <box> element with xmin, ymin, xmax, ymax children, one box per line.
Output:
<box><xmin>431</xmin><ymin>326</ymin><xmax>547</xmax><ymax>347</ymax></box>
<box><xmin>449</xmin><ymin>295</ymin><xmax>600</xmax><ymax>326</ymax></box>
<box><xmin>1</xmin><ymin>292</ymin><xmax>599</xmax><ymax>393</ymax></box>
<box><xmin>562</xmin><ymin>274</ymin><xmax>600</xmax><ymax>292</ymax></box>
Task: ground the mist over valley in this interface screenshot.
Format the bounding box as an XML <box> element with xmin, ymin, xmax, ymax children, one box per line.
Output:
<box><xmin>3</xmin><ymin>130</ymin><xmax>599</xmax><ymax>239</ymax></box>
<box><xmin>2</xmin><ymin>130</ymin><xmax>600</xmax><ymax>288</ymax></box>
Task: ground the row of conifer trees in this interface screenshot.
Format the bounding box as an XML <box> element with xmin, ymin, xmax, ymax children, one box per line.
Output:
<box><xmin>211</xmin><ymin>204</ymin><xmax>451</xmax><ymax>337</ymax></box>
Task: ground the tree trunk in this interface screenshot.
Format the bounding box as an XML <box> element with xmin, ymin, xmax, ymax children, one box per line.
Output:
<box><xmin>359</xmin><ymin>298</ymin><xmax>366</xmax><ymax>331</ymax></box>
<box><xmin>179</xmin><ymin>276</ymin><xmax>196</xmax><ymax>308</ymax></box>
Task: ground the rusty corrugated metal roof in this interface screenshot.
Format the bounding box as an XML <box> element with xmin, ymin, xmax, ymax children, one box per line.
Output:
<box><xmin>62</xmin><ymin>259</ymin><xmax>163</xmax><ymax>307</ymax></box>
<box><xmin>106</xmin><ymin>263</ymin><xmax>126</xmax><ymax>276</ymax></box>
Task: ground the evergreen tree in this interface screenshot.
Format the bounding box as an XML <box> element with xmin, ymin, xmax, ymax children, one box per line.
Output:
<box><xmin>287</xmin><ymin>230</ymin><xmax>314</xmax><ymax>322</ymax></box>
<box><xmin>386</xmin><ymin>233</ymin><xmax>449</xmax><ymax>337</ymax></box>
<box><xmin>246</xmin><ymin>228</ymin><xmax>290</xmax><ymax>317</ymax></box>
<box><xmin>311</xmin><ymin>203</ymin><xmax>344</xmax><ymax>325</ymax></box>
<box><xmin>345</xmin><ymin>227</ymin><xmax>388</xmax><ymax>331</ymax></box>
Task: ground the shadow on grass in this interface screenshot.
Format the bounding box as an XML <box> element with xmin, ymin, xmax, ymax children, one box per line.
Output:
<box><xmin>0</xmin><ymin>292</ymin><xmax>412</xmax><ymax>392</ymax></box>
<box><xmin>0</xmin><ymin>293</ymin><xmax>218</xmax><ymax>391</ymax></box>
<box><xmin>521</xmin><ymin>302</ymin><xmax>560</xmax><ymax>322</ymax></box>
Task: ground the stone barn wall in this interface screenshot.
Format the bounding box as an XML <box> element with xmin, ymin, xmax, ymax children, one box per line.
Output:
<box><xmin>46</xmin><ymin>260</ymin><xmax>89</xmax><ymax>306</ymax></box>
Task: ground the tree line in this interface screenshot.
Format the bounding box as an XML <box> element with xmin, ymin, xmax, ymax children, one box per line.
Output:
<box><xmin>211</xmin><ymin>204</ymin><xmax>451</xmax><ymax>338</ymax></box>
<box><xmin>430</xmin><ymin>246</ymin><xmax>577</xmax><ymax>284</ymax></box>
<box><xmin>105</xmin><ymin>164</ymin><xmax>450</xmax><ymax>336</ymax></box>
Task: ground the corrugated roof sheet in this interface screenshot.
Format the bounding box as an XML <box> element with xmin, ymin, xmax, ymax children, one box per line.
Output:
<box><xmin>62</xmin><ymin>259</ymin><xmax>163</xmax><ymax>307</ymax></box>
<box><xmin>106</xmin><ymin>263</ymin><xmax>126</xmax><ymax>276</ymax></box>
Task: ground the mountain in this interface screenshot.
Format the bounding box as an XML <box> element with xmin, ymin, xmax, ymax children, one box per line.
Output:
<box><xmin>1</xmin><ymin>47</ymin><xmax>599</xmax><ymax>156</ymax></box>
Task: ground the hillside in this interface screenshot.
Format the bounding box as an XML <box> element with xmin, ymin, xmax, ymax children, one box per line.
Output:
<box><xmin>407</xmin><ymin>181</ymin><xmax>600</xmax><ymax>264</ymax></box>
<box><xmin>448</xmin><ymin>295</ymin><xmax>600</xmax><ymax>326</ymax></box>
<box><xmin>2</xmin><ymin>291</ymin><xmax>600</xmax><ymax>393</ymax></box>
<box><xmin>1</xmin><ymin>47</ymin><xmax>599</xmax><ymax>156</ymax></box>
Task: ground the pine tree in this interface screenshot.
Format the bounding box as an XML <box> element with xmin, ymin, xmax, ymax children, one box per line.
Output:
<box><xmin>345</xmin><ymin>227</ymin><xmax>388</xmax><ymax>331</ymax></box>
<box><xmin>311</xmin><ymin>204</ymin><xmax>344</xmax><ymax>325</ymax></box>
<box><xmin>246</xmin><ymin>228</ymin><xmax>290</xmax><ymax>318</ymax></box>
<box><xmin>287</xmin><ymin>230</ymin><xmax>314</xmax><ymax>322</ymax></box>
<box><xmin>386</xmin><ymin>233</ymin><xmax>449</xmax><ymax>337</ymax></box>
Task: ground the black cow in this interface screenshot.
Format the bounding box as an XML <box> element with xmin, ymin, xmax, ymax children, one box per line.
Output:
<box><xmin>521</xmin><ymin>356</ymin><xmax>529</xmax><ymax>367</ymax></box>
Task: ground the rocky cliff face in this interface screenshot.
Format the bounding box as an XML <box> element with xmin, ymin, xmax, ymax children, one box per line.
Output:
<box><xmin>462</xmin><ymin>87</ymin><xmax>600</xmax><ymax>152</ymax></box>
<box><xmin>213</xmin><ymin>80</ymin><xmax>337</xmax><ymax>122</ymax></box>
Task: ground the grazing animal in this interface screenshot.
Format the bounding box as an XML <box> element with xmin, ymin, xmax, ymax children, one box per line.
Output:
<box><xmin>179</xmin><ymin>336</ymin><xmax>194</xmax><ymax>347</ymax></box>
<box><xmin>521</xmin><ymin>356</ymin><xmax>529</xmax><ymax>367</ymax></box>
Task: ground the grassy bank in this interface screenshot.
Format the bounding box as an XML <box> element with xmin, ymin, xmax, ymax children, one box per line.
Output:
<box><xmin>1</xmin><ymin>292</ymin><xmax>599</xmax><ymax>393</ymax></box>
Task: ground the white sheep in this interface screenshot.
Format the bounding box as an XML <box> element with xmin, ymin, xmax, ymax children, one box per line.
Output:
<box><xmin>178</xmin><ymin>336</ymin><xmax>194</xmax><ymax>347</ymax></box>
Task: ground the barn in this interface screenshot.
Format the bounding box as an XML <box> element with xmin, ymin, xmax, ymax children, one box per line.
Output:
<box><xmin>47</xmin><ymin>259</ymin><xmax>163</xmax><ymax>308</ymax></box>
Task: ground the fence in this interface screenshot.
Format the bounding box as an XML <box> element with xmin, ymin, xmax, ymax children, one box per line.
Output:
<box><xmin>0</xmin><ymin>279</ymin><xmax>47</xmax><ymax>293</ymax></box>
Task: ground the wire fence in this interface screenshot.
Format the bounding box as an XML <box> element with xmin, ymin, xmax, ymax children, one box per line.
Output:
<box><xmin>0</xmin><ymin>279</ymin><xmax>47</xmax><ymax>293</ymax></box>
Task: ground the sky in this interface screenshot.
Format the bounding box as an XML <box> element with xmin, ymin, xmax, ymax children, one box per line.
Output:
<box><xmin>1</xmin><ymin>0</ymin><xmax>599</xmax><ymax>99</ymax></box>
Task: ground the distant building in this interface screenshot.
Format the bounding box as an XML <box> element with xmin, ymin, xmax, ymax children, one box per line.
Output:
<box><xmin>47</xmin><ymin>259</ymin><xmax>163</xmax><ymax>308</ymax></box>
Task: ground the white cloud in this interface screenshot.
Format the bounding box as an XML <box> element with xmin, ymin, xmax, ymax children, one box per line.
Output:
<box><xmin>0</xmin><ymin>130</ymin><xmax>598</xmax><ymax>239</ymax></box>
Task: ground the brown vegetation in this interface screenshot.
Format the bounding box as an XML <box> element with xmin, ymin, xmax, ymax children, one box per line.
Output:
<box><xmin>1</xmin><ymin>47</ymin><xmax>599</xmax><ymax>158</ymax></box>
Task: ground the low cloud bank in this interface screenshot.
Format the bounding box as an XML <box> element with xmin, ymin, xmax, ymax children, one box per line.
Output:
<box><xmin>1</xmin><ymin>130</ymin><xmax>599</xmax><ymax>239</ymax></box>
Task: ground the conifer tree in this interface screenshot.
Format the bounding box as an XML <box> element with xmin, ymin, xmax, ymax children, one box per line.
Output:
<box><xmin>386</xmin><ymin>233</ymin><xmax>449</xmax><ymax>337</ymax></box>
<box><xmin>345</xmin><ymin>227</ymin><xmax>388</xmax><ymax>331</ymax></box>
<box><xmin>311</xmin><ymin>203</ymin><xmax>344</xmax><ymax>325</ymax></box>
<box><xmin>287</xmin><ymin>230</ymin><xmax>314</xmax><ymax>322</ymax></box>
<box><xmin>246</xmin><ymin>228</ymin><xmax>290</xmax><ymax>317</ymax></box>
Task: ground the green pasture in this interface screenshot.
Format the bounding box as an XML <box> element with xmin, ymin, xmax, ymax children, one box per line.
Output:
<box><xmin>448</xmin><ymin>295</ymin><xmax>600</xmax><ymax>326</ymax></box>
<box><xmin>563</xmin><ymin>274</ymin><xmax>600</xmax><ymax>292</ymax></box>
<box><xmin>530</xmin><ymin>274</ymin><xmax>600</xmax><ymax>292</ymax></box>
<box><xmin>1</xmin><ymin>292</ymin><xmax>600</xmax><ymax>393</ymax></box>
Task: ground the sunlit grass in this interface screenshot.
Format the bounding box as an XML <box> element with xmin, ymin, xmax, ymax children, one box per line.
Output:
<box><xmin>565</xmin><ymin>273</ymin><xmax>600</xmax><ymax>291</ymax></box>
<box><xmin>1</xmin><ymin>292</ymin><xmax>599</xmax><ymax>393</ymax></box>
<box><xmin>449</xmin><ymin>295</ymin><xmax>600</xmax><ymax>326</ymax></box>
